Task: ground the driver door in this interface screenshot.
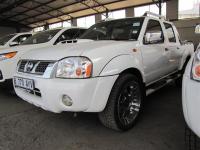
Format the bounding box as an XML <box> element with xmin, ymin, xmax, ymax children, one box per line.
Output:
<box><xmin>140</xmin><ymin>19</ymin><xmax>170</xmax><ymax>84</ymax></box>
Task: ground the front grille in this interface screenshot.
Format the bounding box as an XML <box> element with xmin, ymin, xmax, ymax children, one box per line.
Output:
<box><xmin>18</xmin><ymin>60</ymin><xmax>55</xmax><ymax>75</ymax></box>
<box><xmin>35</xmin><ymin>62</ymin><xmax>51</xmax><ymax>74</ymax></box>
<box><xmin>18</xmin><ymin>60</ymin><xmax>27</xmax><ymax>72</ymax></box>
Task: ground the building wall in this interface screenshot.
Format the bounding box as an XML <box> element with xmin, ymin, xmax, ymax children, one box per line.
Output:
<box><xmin>0</xmin><ymin>26</ymin><xmax>17</xmax><ymax>37</ymax></box>
<box><xmin>173</xmin><ymin>18</ymin><xmax>200</xmax><ymax>49</ymax></box>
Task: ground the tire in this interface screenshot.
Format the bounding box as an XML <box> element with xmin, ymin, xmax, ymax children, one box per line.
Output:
<box><xmin>98</xmin><ymin>74</ymin><xmax>145</xmax><ymax>131</ymax></box>
<box><xmin>185</xmin><ymin>127</ymin><xmax>200</xmax><ymax>150</ymax></box>
<box><xmin>175</xmin><ymin>58</ymin><xmax>190</xmax><ymax>87</ymax></box>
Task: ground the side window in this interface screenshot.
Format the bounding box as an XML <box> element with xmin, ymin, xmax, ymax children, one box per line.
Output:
<box><xmin>164</xmin><ymin>23</ymin><xmax>176</xmax><ymax>43</ymax></box>
<box><xmin>13</xmin><ymin>34</ymin><xmax>32</xmax><ymax>44</ymax></box>
<box><xmin>144</xmin><ymin>19</ymin><xmax>164</xmax><ymax>44</ymax></box>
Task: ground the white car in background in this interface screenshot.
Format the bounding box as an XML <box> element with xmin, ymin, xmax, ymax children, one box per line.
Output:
<box><xmin>0</xmin><ymin>32</ymin><xmax>32</xmax><ymax>49</ymax></box>
<box><xmin>14</xmin><ymin>12</ymin><xmax>194</xmax><ymax>131</ymax></box>
<box><xmin>183</xmin><ymin>25</ymin><xmax>200</xmax><ymax>150</ymax></box>
<box><xmin>0</xmin><ymin>27</ymin><xmax>86</xmax><ymax>86</ymax></box>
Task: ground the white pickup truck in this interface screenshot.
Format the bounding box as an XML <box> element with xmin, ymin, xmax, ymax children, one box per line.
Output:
<box><xmin>0</xmin><ymin>27</ymin><xmax>86</xmax><ymax>85</ymax></box>
<box><xmin>0</xmin><ymin>32</ymin><xmax>32</xmax><ymax>49</ymax></box>
<box><xmin>14</xmin><ymin>12</ymin><xmax>194</xmax><ymax>131</ymax></box>
<box><xmin>183</xmin><ymin>24</ymin><xmax>200</xmax><ymax>150</ymax></box>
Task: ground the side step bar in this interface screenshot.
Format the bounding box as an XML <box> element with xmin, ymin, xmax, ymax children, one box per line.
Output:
<box><xmin>146</xmin><ymin>73</ymin><xmax>182</xmax><ymax>96</ymax></box>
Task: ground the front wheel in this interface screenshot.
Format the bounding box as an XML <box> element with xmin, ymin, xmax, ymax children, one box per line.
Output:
<box><xmin>98</xmin><ymin>74</ymin><xmax>144</xmax><ymax>131</ymax></box>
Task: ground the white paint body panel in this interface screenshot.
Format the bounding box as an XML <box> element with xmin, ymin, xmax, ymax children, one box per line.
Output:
<box><xmin>14</xmin><ymin>17</ymin><xmax>194</xmax><ymax>113</ymax></box>
<box><xmin>183</xmin><ymin>50</ymin><xmax>200</xmax><ymax>138</ymax></box>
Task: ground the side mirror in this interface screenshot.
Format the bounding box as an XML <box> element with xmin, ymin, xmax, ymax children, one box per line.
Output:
<box><xmin>195</xmin><ymin>24</ymin><xmax>200</xmax><ymax>34</ymax></box>
<box><xmin>144</xmin><ymin>32</ymin><xmax>163</xmax><ymax>44</ymax></box>
<box><xmin>9</xmin><ymin>41</ymin><xmax>19</xmax><ymax>47</ymax></box>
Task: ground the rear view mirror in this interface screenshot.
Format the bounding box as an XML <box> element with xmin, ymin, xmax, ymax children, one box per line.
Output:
<box><xmin>9</xmin><ymin>41</ymin><xmax>19</xmax><ymax>47</ymax></box>
<box><xmin>195</xmin><ymin>24</ymin><xmax>200</xmax><ymax>34</ymax></box>
<box><xmin>144</xmin><ymin>33</ymin><xmax>163</xmax><ymax>44</ymax></box>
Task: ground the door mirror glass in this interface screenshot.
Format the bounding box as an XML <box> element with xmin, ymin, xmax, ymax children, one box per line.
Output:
<box><xmin>9</xmin><ymin>41</ymin><xmax>19</xmax><ymax>47</ymax></box>
<box><xmin>143</xmin><ymin>19</ymin><xmax>164</xmax><ymax>45</ymax></box>
<box><xmin>144</xmin><ymin>33</ymin><xmax>163</xmax><ymax>44</ymax></box>
<box><xmin>195</xmin><ymin>24</ymin><xmax>200</xmax><ymax>34</ymax></box>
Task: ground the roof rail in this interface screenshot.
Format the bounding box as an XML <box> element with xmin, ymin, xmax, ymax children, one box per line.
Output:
<box><xmin>143</xmin><ymin>11</ymin><xmax>165</xmax><ymax>20</ymax></box>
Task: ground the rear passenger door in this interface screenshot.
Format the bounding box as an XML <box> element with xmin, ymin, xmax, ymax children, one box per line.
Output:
<box><xmin>141</xmin><ymin>19</ymin><xmax>170</xmax><ymax>84</ymax></box>
<box><xmin>164</xmin><ymin>23</ymin><xmax>181</xmax><ymax>71</ymax></box>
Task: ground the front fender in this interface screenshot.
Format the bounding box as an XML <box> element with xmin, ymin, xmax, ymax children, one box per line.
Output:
<box><xmin>179</xmin><ymin>48</ymin><xmax>194</xmax><ymax>70</ymax></box>
<box><xmin>99</xmin><ymin>54</ymin><xmax>145</xmax><ymax>82</ymax></box>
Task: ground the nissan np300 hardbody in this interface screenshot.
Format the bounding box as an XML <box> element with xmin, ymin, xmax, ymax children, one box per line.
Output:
<box><xmin>0</xmin><ymin>27</ymin><xmax>86</xmax><ymax>85</ymax></box>
<box><xmin>14</xmin><ymin>12</ymin><xmax>194</xmax><ymax>131</ymax></box>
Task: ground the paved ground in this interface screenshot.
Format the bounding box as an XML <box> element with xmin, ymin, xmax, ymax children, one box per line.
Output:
<box><xmin>0</xmin><ymin>83</ymin><xmax>186</xmax><ymax>150</ymax></box>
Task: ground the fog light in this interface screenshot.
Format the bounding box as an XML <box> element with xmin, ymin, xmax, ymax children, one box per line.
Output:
<box><xmin>62</xmin><ymin>95</ymin><xmax>73</xmax><ymax>106</ymax></box>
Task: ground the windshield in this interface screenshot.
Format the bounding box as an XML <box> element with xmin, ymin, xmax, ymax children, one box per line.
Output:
<box><xmin>80</xmin><ymin>18</ymin><xmax>144</xmax><ymax>41</ymax></box>
<box><xmin>0</xmin><ymin>34</ymin><xmax>16</xmax><ymax>46</ymax></box>
<box><xmin>22</xmin><ymin>29</ymin><xmax>61</xmax><ymax>45</ymax></box>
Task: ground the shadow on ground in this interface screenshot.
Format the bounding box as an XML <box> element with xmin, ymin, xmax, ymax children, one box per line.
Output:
<box><xmin>0</xmin><ymin>83</ymin><xmax>186</xmax><ymax>150</ymax></box>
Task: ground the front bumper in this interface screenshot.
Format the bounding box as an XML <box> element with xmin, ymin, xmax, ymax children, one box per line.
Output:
<box><xmin>0</xmin><ymin>59</ymin><xmax>16</xmax><ymax>83</ymax></box>
<box><xmin>183</xmin><ymin>74</ymin><xmax>200</xmax><ymax>138</ymax></box>
<box><xmin>14</xmin><ymin>73</ymin><xmax>118</xmax><ymax>113</ymax></box>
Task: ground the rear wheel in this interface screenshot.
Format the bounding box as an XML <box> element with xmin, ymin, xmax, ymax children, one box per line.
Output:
<box><xmin>185</xmin><ymin>127</ymin><xmax>200</xmax><ymax>150</ymax></box>
<box><xmin>98</xmin><ymin>74</ymin><xmax>144</xmax><ymax>131</ymax></box>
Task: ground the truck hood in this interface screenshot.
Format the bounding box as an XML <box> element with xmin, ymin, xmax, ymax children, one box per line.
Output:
<box><xmin>21</xmin><ymin>40</ymin><xmax>138</xmax><ymax>60</ymax></box>
<box><xmin>0</xmin><ymin>45</ymin><xmax>8</xmax><ymax>49</ymax></box>
<box><xmin>0</xmin><ymin>43</ymin><xmax>49</xmax><ymax>54</ymax></box>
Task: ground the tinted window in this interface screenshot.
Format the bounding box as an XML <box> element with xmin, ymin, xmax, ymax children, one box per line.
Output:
<box><xmin>0</xmin><ymin>34</ymin><xmax>16</xmax><ymax>46</ymax></box>
<box><xmin>22</xmin><ymin>29</ymin><xmax>61</xmax><ymax>45</ymax></box>
<box><xmin>79</xmin><ymin>29</ymin><xmax>86</xmax><ymax>36</ymax></box>
<box><xmin>164</xmin><ymin>23</ymin><xmax>176</xmax><ymax>43</ymax></box>
<box><xmin>13</xmin><ymin>34</ymin><xmax>32</xmax><ymax>44</ymax></box>
<box><xmin>80</xmin><ymin>18</ymin><xmax>144</xmax><ymax>41</ymax></box>
<box><xmin>144</xmin><ymin>19</ymin><xmax>164</xmax><ymax>44</ymax></box>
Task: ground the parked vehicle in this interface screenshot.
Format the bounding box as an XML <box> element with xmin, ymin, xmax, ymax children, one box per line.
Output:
<box><xmin>14</xmin><ymin>12</ymin><xmax>194</xmax><ymax>131</ymax></box>
<box><xmin>0</xmin><ymin>27</ymin><xmax>87</xmax><ymax>85</ymax></box>
<box><xmin>0</xmin><ymin>32</ymin><xmax>32</xmax><ymax>49</ymax></box>
<box><xmin>183</xmin><ymin>24</ymin><xmax>200</xmax><ymax>150</ymax></box>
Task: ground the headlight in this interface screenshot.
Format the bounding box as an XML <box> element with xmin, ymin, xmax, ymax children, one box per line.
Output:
<box><xmin>192</xmin><ymin>48</ymin><xmax>200</xmax><ymax>81</ymax></box>
<box><xmin>0</xmin><ymin>51</ymin><xmax>17</xmax><ymax>61</ymax></box>
<box><xmin>56</xmin><ymin>57</ymin><xmax>92</xmax><ymax>78</ymax></box>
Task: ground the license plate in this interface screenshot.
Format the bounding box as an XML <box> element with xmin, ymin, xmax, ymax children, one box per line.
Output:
<box><xmin>14</xmin><ymin>77</ymin><xmax>34</xmax><ymax>90</ymax></box>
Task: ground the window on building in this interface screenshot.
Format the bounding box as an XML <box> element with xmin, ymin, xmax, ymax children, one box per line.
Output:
<box><xmin>33</xmin><ymin>26</ymin><xmax>44</xmax><ymax>32</ymax></box>
<box><xmin>179</xmin><ymin>0</ymin><xmax>200</xmax><ymax>19</ymax></box>
<box><xmin>134</xmin><ymin>3</ymin><xmax>166</xmax><ymax>17</ymax></box>
<box><xmin>77</xmin><ymin>15</ymin><xmax>95</xmax><ymax>28</ymax></box>
<box><xmin>63</xmin><ymin>21</ymin><xmax>71</xmax><ymax>27</ymax></box>
<box><xmin>102</xmin><ymin>9</ymin><xmax>126</xmax><ymax>20</ymax></box>
<box><xmin>49</xmin><ymin>22</ymin><xmax>62</xmax><ymax>29</ymax></box>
